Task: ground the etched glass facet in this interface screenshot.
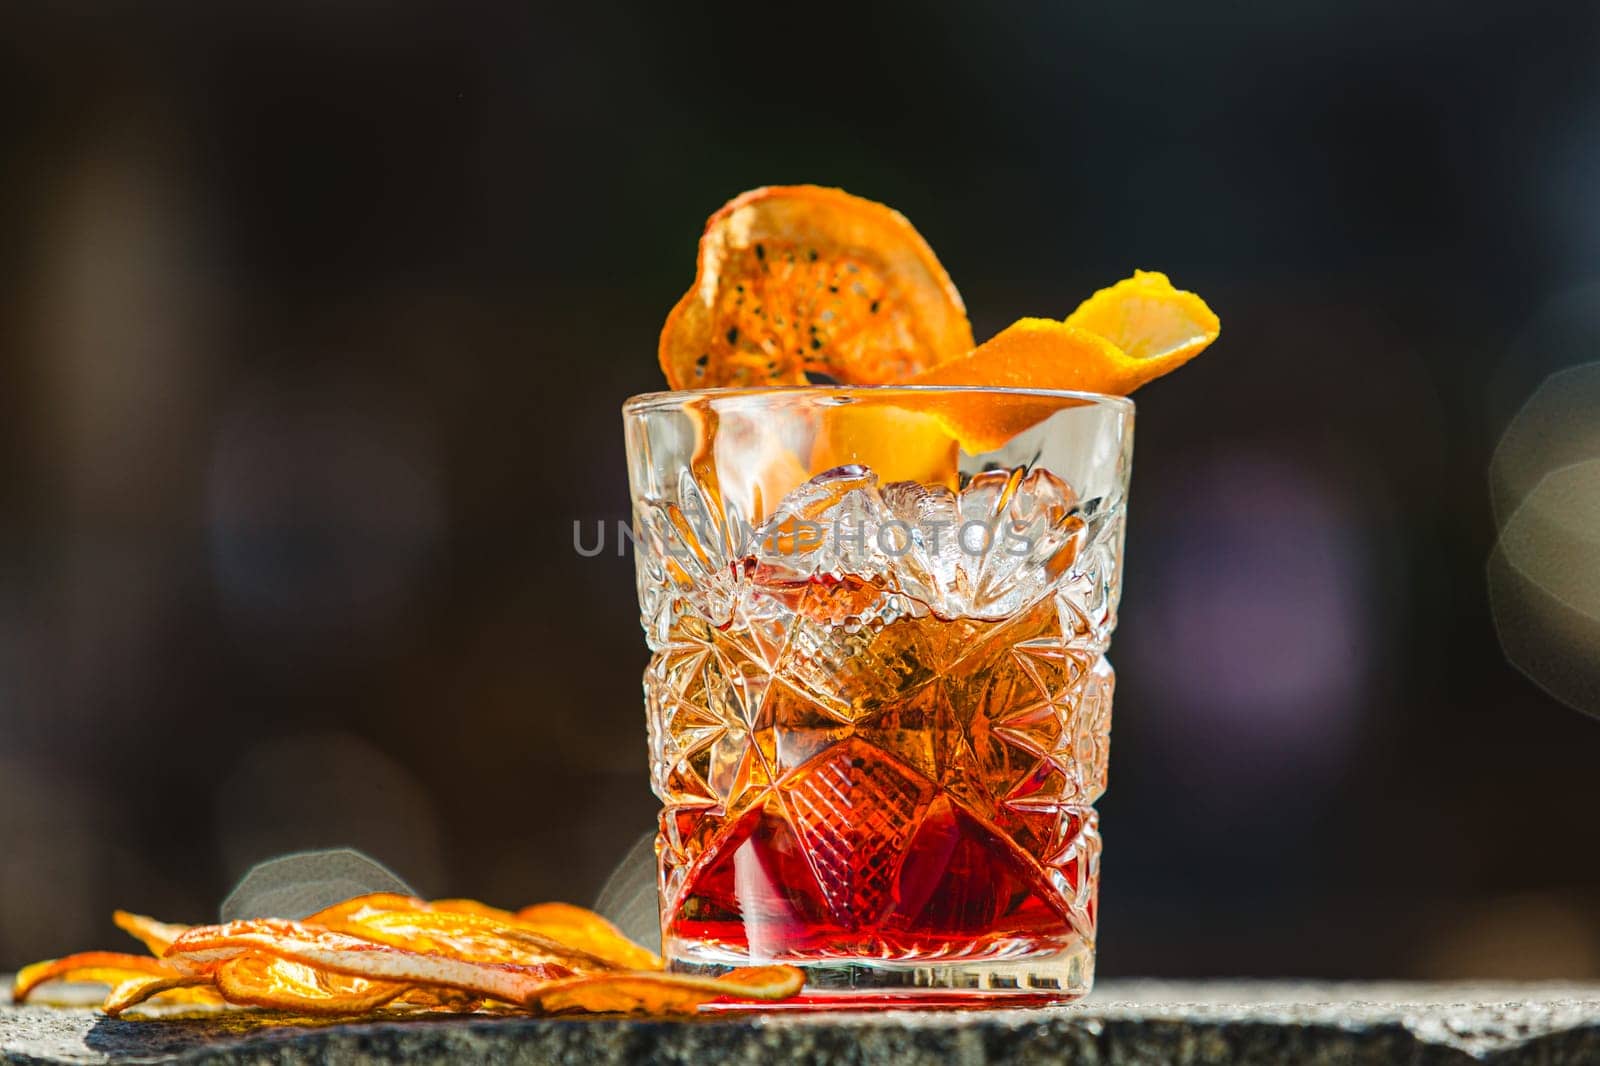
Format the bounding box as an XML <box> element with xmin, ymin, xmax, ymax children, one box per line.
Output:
<box><xmin>625</xmin><ymin>387</ymin><xmax>1132</xmax><ymax>1002</ymax></box>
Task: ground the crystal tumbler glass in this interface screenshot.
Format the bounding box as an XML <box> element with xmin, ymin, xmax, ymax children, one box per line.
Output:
<box><xmin>623</xmin><ymin>386</ymin><xmax>1133</xmax><ymax>1002</ymax></box>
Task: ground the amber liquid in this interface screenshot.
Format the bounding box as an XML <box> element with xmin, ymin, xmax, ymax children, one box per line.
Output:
<box><xmin>650</xmin><ymin>572</ymin><xmax>1108</xmax><ymax>967</ymax></box>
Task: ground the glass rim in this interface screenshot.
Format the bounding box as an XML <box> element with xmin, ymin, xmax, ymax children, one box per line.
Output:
<box><xmin>622</xmin><ymin>384</ymin><xmax>1135</xmax><ymax>416</ymax></box>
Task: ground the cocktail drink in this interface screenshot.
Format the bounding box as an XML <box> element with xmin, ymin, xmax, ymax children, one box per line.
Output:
<box><xmin>630</xmin><ymin>185</ymin><xmax>1217</xmax><ymax>1003</ymax></box>
<box><xmin>625</xmin><ymin>388</ymin><xmax>1130</xmax><ymax>999</ymax></box>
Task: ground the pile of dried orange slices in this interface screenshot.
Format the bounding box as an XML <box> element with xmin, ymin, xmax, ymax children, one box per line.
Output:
<box><xmin>12</xmin><ymin>895</ymin><xmax>798</xmax><ymax>1017</ymax></box>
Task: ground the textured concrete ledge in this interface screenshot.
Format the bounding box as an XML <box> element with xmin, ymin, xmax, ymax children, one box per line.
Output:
<box><xmin>4</xmin><ymin>980</ymin><xmax>1600</xmax><ymax>1065</ymax></box>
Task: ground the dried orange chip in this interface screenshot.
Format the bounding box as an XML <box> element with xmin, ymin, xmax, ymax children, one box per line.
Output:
<box><xmin>113</xmin><ymin>910</ymin><xmax>189</xmax><ymax>957</ymax></box>
<box><xmin>21</xmin><ymin>896</ymin><xmax>796</xmax><ymax>1020</ymax></box>
<box><xmin>389</xmin><ymin>985</ymin><xmax>484</xmax><ymax>1012</ymax></box>
<box><xmin>660</xmin><ymin>185</ymin><xmax>973</xmax><ymax>389</ymax></box>
<box><xmin>165</xmin><ymin>919</ymin><xmax>569</xmax><ymax>1005</ymax></box>
<box><xmin>429</xmin><ymin>898</ymin><xmax>522</xmax><ymax>922</ymax></box>
<box><xmin>307</xmin><ymin>893</ymin><xmax>659</xmax><ymax>972</ymax></box>
<box><xmin>103</xmin><ymin>974</ymin><xmax>217</xmax><ymax>1016</ymax></box>
<box><xmin>303</xmin><ymin>892</ymin><xmax>424</xmax><ymax>925</ymax></box>
<box><xmin>213</xmin><ymin>954</ymin><xmax>406</xmax><ymax>1015</ymax></box>
<box><xmin>13</xmin><ymin>951</ymin><xmax>182</xmax><ymax>1003</ymax></box>
<box><xmin>320</xmin><ymin>910</ymin><xmax>619</xmax><ymax>971</ymax></box>
<box><xmin>512</xmin><ymin>903</ymin><xmax>663</xmax><ymax>971</ymax></box>
<box><xmin>531</xmin><ymin>965</ymin><xmax>804</xmax><ymax>1015</ymax></box>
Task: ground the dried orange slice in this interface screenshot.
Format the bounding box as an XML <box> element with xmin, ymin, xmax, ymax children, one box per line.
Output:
<box><xmin>212</xmin><ymin>955</ymin><xmax>406</xmax><ymax>1015</ymax></box>
<box><xmin>389</xmin><ymin>986</ymin><xmax>484</xmax><ymax>1011</ymax></box>
<box><xmin>13</xmin><ymin>951</ymin><xmax>222</xmax><ymax>1012</ymax></box>
<box><xmin>510</xmin><ymin>902</ymin><xmax>663</xmax><ymax>971</ymax></box>
<box><xmin>113</xmin><ymin>910</ymin><xmax>188</xmax><ymax>956</ymax></box>
<box><xmin>659</xmin><ymin>186</ymin><xmax>973</xmax><ymax>389</ymax></box>
<box><xmin>164</xmin><ymin>919</ymin><xmax>570</xmax><ymax>1004</ymax></box>
<box><xmin>22</xmin><ymin>895</ymin><xmax>797</xmax><ymax>1019</ymax></box>
<box><xmin>13</xmin><ymin>951</ymin><xmax>181</xmax><ymax>1002</ymax></box>
<box><xmin>318</xmin><ymin>909</ymin><xmax>618</xmax><ymax>971</ymax></box>
<box><xmin>530</xmin><ymin>965</ymin><xmax>805</xmax><ymax>1015</ymax></box>
<box><xmin>308</xmin><ymin>892</ymin><xmax>660</xmax><ymax>972</ymax></box>
<box><xmin>103</xmin><ymin>974</ymin><xmax>217</xmax><ymax>1015</ymax></box>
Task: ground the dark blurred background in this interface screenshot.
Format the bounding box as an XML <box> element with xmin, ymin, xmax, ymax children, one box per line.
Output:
<box><xmin>3</xmin><ymin>1</ymin><xmax>1599</xmax><ymax>978</ymax></box>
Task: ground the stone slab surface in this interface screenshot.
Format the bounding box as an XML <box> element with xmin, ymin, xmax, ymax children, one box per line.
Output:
<box><xmin>4</xmin><ymin>980</ymin><xmax>1600</xmax><ymax>1064</ymax></box>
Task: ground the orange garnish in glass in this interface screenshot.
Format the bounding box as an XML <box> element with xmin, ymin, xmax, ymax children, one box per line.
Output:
<box><xmin>914</xmin><ymin>270</ymin><xmax>1218</xmax><ymax>395</ymax></box>
<box><xmin>910</xmin><ymin>270</ymin><xmax>1220</xmax><ymax>450</ymax></box>
<box><xmin>1066</xmin><ymin>269</ymin><xmax>1220</xmax><ymax>372</ymax></box>
<box><xmin>659</xmin><ymin>185</ymin><xmax>973</xmax><ymax>389</ymax></box>
<box><xmin>809</xmin><ymin>400</ymin><xmax>959</xmax><ymax>488</ymax></box>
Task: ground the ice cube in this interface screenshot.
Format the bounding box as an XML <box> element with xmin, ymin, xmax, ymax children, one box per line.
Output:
<box><xmin>955</xmin><ymin>467</ymin><xmax>1086</xmax><ymax>618</ymax></box>
<box><xmin>880</xmin><ymin>480</ymin><xmax>963</xmax><ymax>615</ymax></box>
<box><xmin>750</xmin><ymin>466</ymin><xmax>896</xmax><ymax>584</ymax></box>
<box><xmin>766</xmin><ymin>465</ymin><xmax>879</xmax><ymax>524</ymax></box>
<box><xmin>742</xmin><ymin>463</ymin><xmax>1088</xmax><ymax>622</ymax></box>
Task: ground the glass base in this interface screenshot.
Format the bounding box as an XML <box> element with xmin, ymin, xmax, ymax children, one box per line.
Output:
<box><xmin>670</xmin><ymin>937</ymin><xmax>1094</xmax><ymax>1008</ymax></box>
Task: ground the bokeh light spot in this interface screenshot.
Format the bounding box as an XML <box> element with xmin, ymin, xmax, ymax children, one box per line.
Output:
<box><xmin>1490</xmin><ymin>361</ymin><xmax>1600</xmax><ymax>527</ymax></box>
<box><xmin>1489</xmin><ymin>361</ymin><xmax>1600</xmax><ymax>717</ymax></box>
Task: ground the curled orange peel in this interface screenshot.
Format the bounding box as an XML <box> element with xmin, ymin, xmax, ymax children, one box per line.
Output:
<box><xmin>909</xmin><ymin>270</ymin><xmax>1219</xmax><ymax>450</ymax></box>
<box><xmin>1066</xmin><ymin>269</ymin><xmax>1220</xmax><ymax>371</ymax></box>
